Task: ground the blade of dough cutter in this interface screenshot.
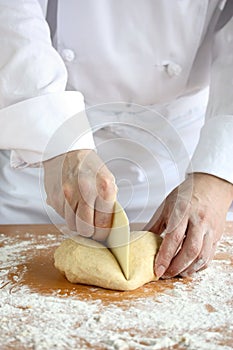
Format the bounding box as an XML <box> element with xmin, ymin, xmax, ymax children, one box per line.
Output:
<box><xmin>106</xmin><ymin>201</ymin><xmax>130</xmax><ymax>280</ymax></box>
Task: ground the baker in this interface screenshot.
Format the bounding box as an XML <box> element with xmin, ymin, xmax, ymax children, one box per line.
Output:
<box><xmin>0</xmin><ymin>0</ymin><xmax>233</xmax><ymax>279</ymax></box>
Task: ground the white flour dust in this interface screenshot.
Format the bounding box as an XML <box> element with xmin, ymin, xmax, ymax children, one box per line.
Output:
<box><xmin>0</xmin><ymin>231</ymin><xmax>233</xmax><ymax>350</ymax></box>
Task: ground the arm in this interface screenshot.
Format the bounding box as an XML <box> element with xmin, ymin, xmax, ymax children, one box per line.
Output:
<box><xmin>146</xmin><ymin>16</ymin><xmax>233</xmax><ymax>278</ymax></box>
<box><xmin>0</xmin><ymin>0</ymin><xmax>116</xmax><ymax>235</ymax></box>
<box><xmin>188</xmin><ymin>16</ymin><xmax>233</xmax><ymax>183</ymax></box>
<box><xmin>0</xmin><ymin>0</ymin><xmax>95</xmax><ymax>166</ymax></box>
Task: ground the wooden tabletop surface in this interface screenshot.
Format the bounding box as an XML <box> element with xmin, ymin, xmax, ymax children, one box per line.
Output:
<box><xmin>1</xmin><ymin>223</ymin><xmax>233</xmax><ymax>350</ymax></box>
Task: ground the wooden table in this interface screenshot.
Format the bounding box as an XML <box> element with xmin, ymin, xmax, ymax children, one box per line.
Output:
<box><xmin>1</xmin><ymin>223</ymin><xmax>233</xmax><ymax>350</ymax></box>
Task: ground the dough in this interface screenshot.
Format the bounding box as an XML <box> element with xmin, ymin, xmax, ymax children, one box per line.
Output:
<box><xmin>54</xmin><ymin>231</ymin><xmax>162</xmax><ymax>291</ymax></box>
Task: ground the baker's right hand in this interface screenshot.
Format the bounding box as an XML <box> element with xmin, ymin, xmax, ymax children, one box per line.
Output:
<box><xmin>43</xmin><ymin>149</ymin><xmax>117</xmax><ymax>241</ymax></box>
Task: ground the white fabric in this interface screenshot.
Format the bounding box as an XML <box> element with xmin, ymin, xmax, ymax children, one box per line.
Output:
<box><xmin>0</xmin><ymin>92</ymin><xmax>95</xmax><ymax>167</ymax></box>
<box><xmin>0</xmin><ymin>89</ymin><xmax>208</xmax><ymax>223</ymax></box>
<box><xmin>90</xmin><ymin>89</ymin><xmax>208</xmax><ymax>223</ymax></box>
<box><xmin>0</xmin><ymin>150</ymin><xmax>63</xmax><ymax>224</ymax></box>
<box><xmin>0</xmin><ymin>0</ymin><xmax>95</xmax><ymax>167</ymax></box>
<box><xmin>0</xmin><ymin>0</ymin><xmax>233</xmax><ymax>223</ymax></box>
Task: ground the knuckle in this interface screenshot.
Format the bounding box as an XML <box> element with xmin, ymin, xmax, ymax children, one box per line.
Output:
<box><xmin>99</xmin><ymin>175</ymin><xmax>112</xmax><ymax>188</ymax></box>
<box><xmin>191</xmin><ymin>209</ymin><xmax>208</xmax><ymax>226</ymax></box>
<box><xmin>98</xmin><ymin>214</ymin><xmax>109</xmax><ymax>225</ymax></box>
<box><xmin>95</xmin><ymin>204</ymin><xmax>113</xmax><ymax>224</ymax></box>
<box><xmin>178</xmin><ymin>199</ymin><xmax>190</xmax><ymax>213</ymax></box>
<box><xmin>63</xmin><ymin>183</ymin><xmax>73</xmax><ymax>202</ymax></box>
<box><xmin>98</xmin><ymin>175</ymin><xmax>117</xmax><ymax>199</ymax></box>
<box><xmin>76</xmin><ymin>218</ymin><xmax>94</xmax><ymax>237</ymax></box>
<box><xmin>188</xmin><ymin>243</ymin><xmax>200</xmax><ymax>257</ymax></box>
<box><xmin>199</xmin><ymin>207</ymin><xmax>209</xmax><ymax>220</ymax></box>
<box><xmin>171</xmin><ymin>230</ymin><xmax>182</xmax><ymax>245</ymax></box>
<box><xmin>63</xmin><ymin>181</ymin><xmax>72</xmax><ymax>193</ymax></box>
<box><xmin>197</xmin><ymin>210</ymin><xmax>207</xmax><ymax>224</ymax></box>
<box><xmin>79</xmin><ymin>177</ymin><xmax>92</xmax><ymax>193</ymax></box>
<box><xmin>66</xmin><ymin>219</ymin><xmax>76</xmax><ymax>232</ymax></box>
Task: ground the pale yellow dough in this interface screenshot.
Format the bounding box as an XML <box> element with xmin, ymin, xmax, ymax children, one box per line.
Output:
<box><xmin>54</xmin><ymin>231</ymin><xmax>162</xmax><ymax>291</ymax></box>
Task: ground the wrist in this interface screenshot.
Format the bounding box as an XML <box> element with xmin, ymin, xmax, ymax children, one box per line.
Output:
<box><xmin>191</xmin><ymin>172</ymin><xmax>233</xmax><ymax>203</ymax></box>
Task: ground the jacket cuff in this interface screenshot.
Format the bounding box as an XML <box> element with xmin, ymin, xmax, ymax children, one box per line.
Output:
<box><xmin>187</xmin><ymin>115</ymin><xmax>233</xmax><ymax>184</ymax></box>
<box><xmin>0</xmin><ymin>91</ymin><xmax>95</xmax><ymax>168</ymax></box>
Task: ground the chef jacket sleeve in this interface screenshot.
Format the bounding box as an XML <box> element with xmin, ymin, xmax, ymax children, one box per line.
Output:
<box><xmin>188</xmin><ymin>17</ymin><xmax>233</xmax><ymax>184</ymax></box>
<box><xmin>0</xmin><ymin>0</ymin><xmax>95</xmax><ymax>168</ymax></box>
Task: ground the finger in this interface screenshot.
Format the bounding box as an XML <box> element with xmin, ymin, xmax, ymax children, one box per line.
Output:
<box><xmin>198</xmin><ymin>241</ymin><xmax>218</xmax><ymax>271</ymax></box>
<box><xmin>63</xmin><ymin>182</ymin><xmax>78</xmax><ymax>209</ymax></box>
<box><xmin>76</xmin><ymin>199</ymin><xmax>95</xmax><ymax>237</ymax></box>
<box><xmin>64</xmin><ymin>199</ymin><xmax>77</xmax><ymax>231</ymax></box>
<box><xmin>64</xmin><ymin>176</ymin><xmax>96</xmax><ymax>235</ymax></box>
<box><xmin>164</xmin><ymin>221</ymin><xmax>205</xmax><ymax>278</ymax></box>
<box><xmin>96</xmin><ymin>171</ymin><xmax>117</xmax><ymax>202</ymax></box>
<box><xmin>46</xmin><ymin>189</ymin><xmax>66</xmax><ymax>218</ymax></box>
<box><xmin>197</xmin><ymin>242</ymin><xmax>217</xmax><ymax>271</ymax></box>
<box><xmin>63</xmin><ymin>182</ymin><xmax>79</xmax><ymax>231</ymax></box>
<box><xmin>154</xmin><ymin>215</ymin><xmax>189</xmax><ymax>278</ymax></box>
<box><xmin>181</xmin><ymin>230</ymin><xmax>216</xmax><ymax>276</ymax></box>
<box><xmin>92</xmin><ymin>172</ymin><xmax>117</xmax><ymax>241</ymax></box>
<box><xmin>92</xmin><ymin>197</ymin><xmax>115</xmax><ymax>241</ymax></box>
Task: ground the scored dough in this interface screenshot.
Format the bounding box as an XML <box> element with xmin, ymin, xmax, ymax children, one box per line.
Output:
<box><xmin>54</xmin><ymin>231</ymin><xmax>162</xmax><ymax>291</ymax></box>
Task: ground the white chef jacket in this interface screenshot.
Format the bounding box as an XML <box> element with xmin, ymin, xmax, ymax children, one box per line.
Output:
<box><xmin>0</xmin><ymin>0</ymin><xmax>233</xmax><ymax>223</ymax></box>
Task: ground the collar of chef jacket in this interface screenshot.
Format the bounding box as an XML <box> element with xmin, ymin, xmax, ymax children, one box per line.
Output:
<box><xmin>39</xmin><ymin>0</ymin><xmax>233</xmax><ymax>108</ymax></box>
<box><xmin>44</xmin><ymin>0</ymin><xmax>233</xmax><ymax>38</ymax></box>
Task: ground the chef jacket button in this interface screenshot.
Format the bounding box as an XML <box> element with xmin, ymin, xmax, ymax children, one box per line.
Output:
<box><xmin>61</xmin><ymin>49</ymin><xmax>75</xmax><ymax>62</ymax></box>
<box><xmin>165</xmin><ymin>62</ymin><xmax>182</xmax><ymax>77</ymax></box>
<box><xmin>130</xmin><ymin>165</ymin><xmax>145</xmax><ymax>183</ymax></box>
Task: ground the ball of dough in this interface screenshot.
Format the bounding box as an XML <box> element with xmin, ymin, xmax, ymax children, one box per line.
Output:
<box><xmin>54</xmin><ymin>231</ymin><xmax>162</xmax><ymax>291</ymax></box>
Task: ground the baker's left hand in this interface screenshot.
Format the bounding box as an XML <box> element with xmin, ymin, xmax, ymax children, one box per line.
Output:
<box><xmin>144</xmin><ymin>173</ymin><xmax>233</xmax><ymax>279</ymax></box>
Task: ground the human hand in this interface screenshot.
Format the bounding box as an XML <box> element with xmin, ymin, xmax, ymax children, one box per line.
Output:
<box><xmin>144</xmin><ymin>173</ymin><xmax>233</xmax><ymax>278</ymax></box>
<box><xmin>43</xmin><ymin>149</ymin><xmax>117</xmax><ymax>241</ymax></box>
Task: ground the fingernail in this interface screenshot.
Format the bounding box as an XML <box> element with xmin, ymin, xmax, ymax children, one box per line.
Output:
<box><xmin>180</xmin><ymin>271</ymin><xmax>189</xmax><ymax>277</ymax></box>
<box><xmin>156</xmin><ymin>265</ymin><xmax>166</xmax><ymax>278</ymax></box>
<box><xmin>161</xmin><ymin>275</ymin><xmax>172</xmax><ymax>280</ymax></box>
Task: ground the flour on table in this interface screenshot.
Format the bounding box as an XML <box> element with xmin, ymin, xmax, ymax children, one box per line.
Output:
<box><xmin>1</xmin><ymin>231</ymin><xmax>233</xmax><ymax>350</ymax></box>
